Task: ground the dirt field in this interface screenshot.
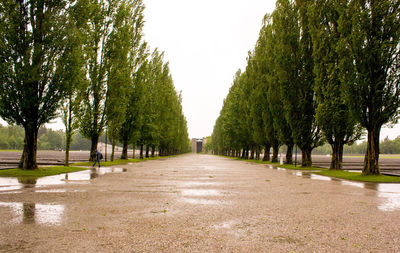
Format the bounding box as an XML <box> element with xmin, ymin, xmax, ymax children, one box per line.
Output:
<box><xmin>0</xmin><ymin>154</ymin><xmax>399</xmax><ymax>252</ymax></box>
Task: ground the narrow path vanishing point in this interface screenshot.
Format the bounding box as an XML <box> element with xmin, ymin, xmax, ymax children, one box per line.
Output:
<box><xmin>0</xmin><ymin>154</ymin><xmax>399</xmax><ymax>252</ymax></box>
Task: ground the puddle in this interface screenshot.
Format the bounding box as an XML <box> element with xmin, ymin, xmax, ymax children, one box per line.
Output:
<box><xmin>310</xmin><ymin>174</ymin><xmax>332</xmax><ymax>181</ymax></box>
<box><xmin>0</xmin><ymin>167</ymin><xmax>127</xmax><ymax>192</ymax></box>
<box><xmin>214</xmin><ymin>220</ymin><xmax>236</xmax><ymax>230</ymax></box>
<box><xmin>201</xmin><ymin>166</ymin><xmax>220</xmax><ymax>171</ymax></box>
<box><xmin>181</xmin><ymin>198</ymin><xmax>219</xmax><ymax>205</ymax></box>
<box><xmin>180</xmin><ymin>182</ymin><xmax>218</xmax><ymax>187</ymax></box>
<box><xmin>213</xmin><ymin>220</ymin><xmax>244</xmax><ymax>238</ymax></box>
<box><xmin>181</xmin><ymin>189</ymin><xmax>221</xmax><ymax>196</ymax></box>
<box><xmin>291</xmin><ymin>171</ymin><xmax>331</xmax><ymax>181</ymax></box>
<box><xmin>0</xmin><ymin>202</ymin><xmax>64</xmax><ymax>225</ymax></box>
<box><xmin>278</xmin><ymin>167</ymin><xmax>400</xmax><ymax>211</ymax></box>
<box><xmin>377</xmin><ymin>186</ymin><xmax>400</xmax><ymax>212</ymax></box>
<box><xmin>340</xmin><ymin>182</ymin><xmax>400</xmax><ymax>212</ymax></box>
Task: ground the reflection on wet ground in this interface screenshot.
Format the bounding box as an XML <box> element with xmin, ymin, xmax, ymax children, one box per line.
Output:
<box><xmin>180</xmin><ymin>181</ymin><xmax>219</xmax><ymax>187</ymax></box>
<box><xmin>0</xmin><ymin>202</ymin><xmax>64</xmax><ymax>225</ymax></box>
<box><xmin>278</xmin><ymin>168</ymin><xmax>400</xmax><ymax>212</ymax></box>
<box><xmin>0</xmin><ymin>167</ymin><xmax>127</xmax><ymax>192</ymax></box>
<box><xmin>181</xmin><ymin>189</ymin><xmax>220</xmax><ymax>196</ymax></box>
<box><xmin>181</xmin><ymin>198</ymin><xmax>219</xmax><ymax>205</ymax></box>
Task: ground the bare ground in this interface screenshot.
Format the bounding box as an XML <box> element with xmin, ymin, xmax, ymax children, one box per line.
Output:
<box><xmin>0</xmin><ymin>154</ymin><xmax>399</xmax><ymax>252</ymax></box>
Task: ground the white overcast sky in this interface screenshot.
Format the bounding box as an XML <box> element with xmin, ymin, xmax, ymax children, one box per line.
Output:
<box><xmin>141</xmin><ymin>0</ymin><xmax>400</xmax><ymax>140</ymax></box>
<box><xmin>6</xmin><ymin>0</ymin><xmax>399</xmax><ymax>141</ymax></box>
<box><xmin>142</xmin><ymin>0</ymin><xmax>277</xmax><ymax>139</ymax></box>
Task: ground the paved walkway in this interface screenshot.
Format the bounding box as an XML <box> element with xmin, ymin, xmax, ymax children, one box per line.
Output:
<box><xmin>0</xmin><ymin>154</ymin><xmax>399</xmax><ymax>252</ymax></box>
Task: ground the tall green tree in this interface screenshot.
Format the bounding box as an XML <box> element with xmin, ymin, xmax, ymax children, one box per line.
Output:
<box><xmin>77</xmin><ymin>0</ymin><xmax>115</xmax><ymax>161</ymax></box>
<box><xmin>254</xmin><ymin>18</ymin><xmax>283</xmax><ymax>162</ymax></box>
<box><xmin>106</xmin><ymin>0</ymin><xmax>145</xmax><ymax>161</ymax></box>
<box><xmin>259</xmin><ymin>16</ymin><xmax>295</xmax><ymax>164</ymax></box>
<box><xmin>337</xmin><ymin>0</ymin><xmax>400</xmax><ymax>175</ymax></box>
<box><xmin>273</xmin><ymin>0</ymin><xmax>322</xmax><ymax>167</ymax></box>
<box><xmin>59</xmin><ymin>0</ymin><xmax>88</xmax><ymax>166</ymax></box>
<box><xmin>310</xmin><ymin>0</ymin><xmax>361</xmax><ymax>170</ymax></box>
<box><xmin>118</xmin><ymin>53</ymin><xmax>148</xmax><ymax>160</ymax></box>
<box><xmin>0</xmin><ymin>0</ymin><xmax>70</xmax><ymax>169</ymax></box>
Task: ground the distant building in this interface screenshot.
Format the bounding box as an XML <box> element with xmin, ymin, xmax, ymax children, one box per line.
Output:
<box><xmin>191</xmin><ymin>138</ymin><xmax>203</xmax><ymax>153</ymax></box>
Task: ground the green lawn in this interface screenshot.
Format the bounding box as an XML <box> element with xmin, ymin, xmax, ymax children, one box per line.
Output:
<box><xmin>0</xmin><ymin>155</ymin><xmax>182</xmax><ymax>178</ymax></box>
<box><xmin>277</xmin><ymin>163</ymin><xmax>323</xmax><ymax>171</ymax></box>
<box><xmin>73</xmin><ymin>158</ymin><xmax>142</xmax><ymax>167</ymax></box>
<box><xmin>218</xmin><ymin>155</ymin><xmax>279</xmax><ymax>165</ymax></box>
<box><xmin>315</xmin><ymin>170</ymin><xmax>400</xmax><ymax>183</ymax></box>
<box><xmin>0</xmin><ymin>166</ymin><xmax>87</xmax><ymax>178</ymax></box>
<box><xmin>73</xmin><ymin>155</ymin><xmax>180</xmax><ymax>167</ymax></box>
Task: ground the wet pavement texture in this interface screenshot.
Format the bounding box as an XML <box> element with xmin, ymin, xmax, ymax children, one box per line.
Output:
<box><xmin>0</xmin><ymin>154</ymin><xmax>399</xmax><ymax>252</ymax></box>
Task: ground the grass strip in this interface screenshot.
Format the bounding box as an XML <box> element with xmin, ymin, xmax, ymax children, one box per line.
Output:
<box><xmin>277</xmin><ymin>163</ymin><xmax>324</xmax><ymax>171</ymax></box>
<box><xmin>315</xmin><ymin>170</ymin><xmax>400</xmax><ymax>183</ymax></box>
<box><xmin>72</xmin><ymin>154</ymin><xmax>184</xmax><ymax>167</ymax></box>
<box><xmin>0</xmin><ymin>166</ymin><xmax>87</xmax><ymax>178</ymax></box>
<box><xmin>0</xmin><ymin>154</ymin><xmax>183</xmax><ymax>178</ymax></box>
<box><xmin>218</xmin><ymin>155</ymin><xmax>324</xmax><ymax>170</ymax></box>
<box><xmin>73</xmin><ymin>158</ymin><xmax>142</xmax><ymax>167</ymax></box>
<box><xmin>217</xmin><ymin>155</ymin><xmax>279</xmax><ymax>165</ymax></box>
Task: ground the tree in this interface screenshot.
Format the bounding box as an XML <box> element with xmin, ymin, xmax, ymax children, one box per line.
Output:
<box><xmin>0</xmin><ymin>0</ymin><xmax>70</xmax><ymax>169</ymax></box>
<box><xmin>138</xmin><ymin>52</ymin><xmax>162</xmax><ymax>158</ymax></box>
<box><xmin>118</xmin><ymin>56</ymin><xmax>147</xmax><ymax>159</ymax></box>
<box><xmin>106</xmin><ymin>0</ymin><xmax>145</xmax><ymax>161</ymax></box>
<box><xmin>77</xmin><ymin>0</ymin><xmax>140</xmax><ymax>161</ymax></box>
<box><xmin>273</xmin><ymin>0</ymin><xmax>322</xmax><ymax>167</ymax></box>
<box><xmin>259</xmin><ymin>16</ymin><xmax>295</xmax><ymax>164</ymax></box>
<box><xmin>59</xmin><ymin>0</ymin><xmax>88</xmax><ymax>166</ymax></box>
<box><xmin>310</xmin><ymin>0</ymin><xmax>361</xmax><ymax>170</ymax></box>
<box><xmin>337</xmin><ymin>0</ymin><xmax>400</xmax><ymax>175</ymax></box>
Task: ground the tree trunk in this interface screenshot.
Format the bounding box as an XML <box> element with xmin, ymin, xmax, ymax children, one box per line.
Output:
<box><xmin>22</xmin><ymin>126</ymin><xmax>38</xmax><ymax>170</ymax></box>
<box><xmin>330</xmin><ymin>141</ymin><xmax>344</xmax><ymax>170</ymax></box>
<box><xmin>145</xmin><ymin>145</ymin><xmax>150</xmax><ymax>158</ymax></box>
<box><xmin>64</xmin><ymin>131</ymin><xmax>71</xmax><ymax>166</ymax></box>
<box><xmin>255</xmin><ymin>147</ymin><xmax>260</xmax><ymax>160</ymax></box>
<box><xmin>263</xmin><ymin>145</ymin><xmax>271</xmax><ymax>161</ymax></box>
<box><xmin>363</xmin><ymin>126</ymin><xmax>381</xmax><ymax>175</ymax></box>
<box><xmin>111</xmin><ymin>143</ymin><xmax>115</xmax><ymax>162</ymax></box>
<box><xmin>286</xmin><ymin>144</ymin><xmax>293</xmax><ymax>164</ymax></box>
<box><xmin>89</xmin><ymin>135</ymin><xmax>99</xmax><ymax>161</ymax></box>
<box><xmin>250</xmin><ymin>147</ymin><xmax>255</xmax><ymax>160</ymax></box>
<box><xmin>301</xmin><ymin>148</ymin><xmax>312</xmax><ymax>167</ymax></box>
<box><xmin>121</xmin><ymin>140</ymin><xmax>128</xmax><ymax>159</ymax></box>
<box><xmin>272</xmin><ymin>143</ymin><xmax>279</xmax><ymax>163</ymax></box>
<box><xmin>64</xmin><ymin>105</ymin><xmax>73</xmax><ymax>166</ymax></box>
<box><xmin>151</xmin><ymin>145</ymin><xmax>155</xmax><ymax>157</ymax></box>
<box><xmin>140</xmin><ymin>144</ymin><xmax>144</xmax><ymax>159</ymax></box>
<box><xmin>18</xmin><ymin>145</ymin><xmax>24</xmax><ymax>169</ymax></box>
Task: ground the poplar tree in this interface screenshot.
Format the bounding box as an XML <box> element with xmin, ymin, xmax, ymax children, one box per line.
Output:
<box><xmin>337</xmin><ymin>0</ymin><xmax>400</xmax><ymax>175</ymax></box>
<box><xmin>0</xmin><ymin>0</ymin><xmax>70</xmax><ymax>169</ymax></box>
<box><xmin>60</xmin><ymin>1</ymin><xmax>88</xmax><ymax>166</ymax></box>
<box><xmin>106</xmin><ymin>0</ymin><xmax>146</xmax><ymax>161</ymax></box>
<box><xmin>310</xmin><ymin>0</ymin><xmax>361</xmax><ymax>170</ymax></box>
<box><xmin>273</xmin><ymin>0</ymin><xmax>322</xmax><ymax>167</ymax></box>
<box><xmin>77</xmin><ymin>0</ymin><xmax>117</xmax><ymax>161</ymax></box>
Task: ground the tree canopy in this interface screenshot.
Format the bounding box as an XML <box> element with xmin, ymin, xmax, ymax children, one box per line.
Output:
<box><xmin>211</xmin><ymin>0</ymin><xmax>400</xmax><ymax>174</ymax></box>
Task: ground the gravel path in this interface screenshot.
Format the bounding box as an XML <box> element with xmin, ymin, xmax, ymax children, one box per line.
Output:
<box><xmin>0</xmin><ymin>154</ymin><xmax>399</xmax><ymax>252</ymax></box>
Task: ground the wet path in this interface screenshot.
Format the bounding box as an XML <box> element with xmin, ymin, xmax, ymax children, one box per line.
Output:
<box><xmin>0</xmin><ymin>154</ymin><xmax>399</xmax><ymax>252</ymax></box>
